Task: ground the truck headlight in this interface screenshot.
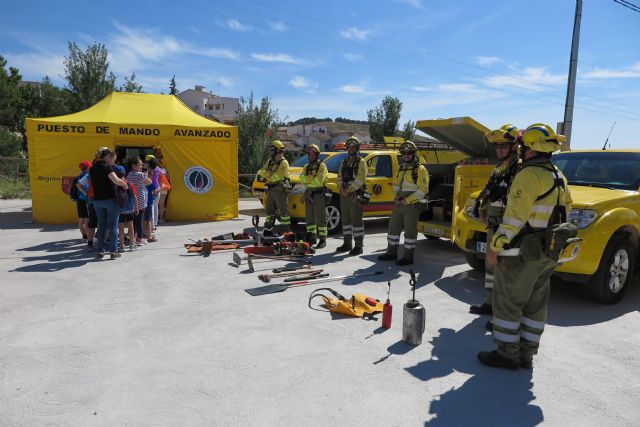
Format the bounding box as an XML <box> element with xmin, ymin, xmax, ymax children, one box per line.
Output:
<box><xmin>568</xmin><ymin>209</ymin><xmax>598</xmax><ymax>229</ymax></box>
<box><xmin>465</xmin><ymin>197</ymin><xmax>478</xmax><ymax>219</ymax></box>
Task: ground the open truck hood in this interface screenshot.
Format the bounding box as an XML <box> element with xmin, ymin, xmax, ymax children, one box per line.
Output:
<box><xmin>416</xmin><ymin>117</ymin><xmax>496</xmax><ymax>160</ymax></box>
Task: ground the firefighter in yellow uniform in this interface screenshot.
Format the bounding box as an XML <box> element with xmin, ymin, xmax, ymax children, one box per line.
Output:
<box><xmin>257</xmin><ymin>140</ymin><xmax>291</xmax><ymax>234</ymax></box>
<box><xmin>300</xmin><ymin>144</ymin><xmax>329</xmax><ymax>249</ymax></box>
<box><xmin>378</xmin><ymin>141</ymin><xmax>429</xmax><ymax>265</ymax></box>
<box><xmin>478</xmin><ymin>123</ymin><xmax>572</xmax><ymax>370</ymax></box>
<box><xmin>336</xmin><ymin>137</ymin><xmax>367</xmax><ymax>256</ymax></box>
<box><xmin>470</xmin><ymin>124</ymin><xmax>521</xmax><ymax>318</ymax></box>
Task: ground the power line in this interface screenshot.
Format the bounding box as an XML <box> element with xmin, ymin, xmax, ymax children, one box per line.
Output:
<box><xmin>614</xmin><ymin>0</ymin><xmax>640</xmax><ymax>13</ymax></box>
<box><xmin>176</xmin><ymin>0</ymin><xmax>640</xmax><ymax>122</ymax></box>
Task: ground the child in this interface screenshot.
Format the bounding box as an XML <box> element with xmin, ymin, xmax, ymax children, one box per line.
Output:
<box><xmin>126</xmin><ymin>156</ymin><xmax>151</xmax><ymax>246</ymax></box>
<box><xmin>114</xmin><ymin>165</ymin><xmax>137</xmax><ymax>252</ymax></box>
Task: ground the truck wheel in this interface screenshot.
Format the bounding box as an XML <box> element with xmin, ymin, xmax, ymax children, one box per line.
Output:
<box><xmin>465</xmin><ymin>252</ymin><xmax>486</xmax><ymax>272</ymax></box>
<box><xmin>326</xmin><ymin>199</ymin><xmax>342</xmax><ymax>235</ymax></box>
<box><xmin>585</xmin><ymin>234</ymin><xmax>635</xmax><ymax>304</ymax></box>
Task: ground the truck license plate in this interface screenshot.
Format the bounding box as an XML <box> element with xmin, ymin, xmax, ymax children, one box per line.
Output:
<box><xmin>424</xmin><ymin>225</ymin><xmax>445</xmax><ymax>237</ymax></box>
<box><xmin>476</xmin><ymin>242</ymin><xmax>487</xmax><ymax>253</ymax></box>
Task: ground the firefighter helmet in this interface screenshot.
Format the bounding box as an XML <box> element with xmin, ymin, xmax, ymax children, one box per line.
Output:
<box><xmin>399</xmin><ymin>141</ymin><xmax>417</xmax><ymax>153</ymax></box>
<box><xmin>307</xmin><ymin>144</ymin><xmax>320</xmax><ymax>154</ymax></box>
<box><xmin>485</xmin><ymin>124</ymin><xmax>520</xmax><ymax>144</ymax></box>
<box><xmin>271</xmin><ymin>140</ymin><xmax>285</xmax><ymax>150</ymax></box>
<box><xmin>345</xmin><ymin>136</ymin><xmax>360</xmax><ymax>149</ymax></box>
<box><xmin>522</xmin><ymin>123</ymin><xmax>565</xmax><ymax>153</ymax></box>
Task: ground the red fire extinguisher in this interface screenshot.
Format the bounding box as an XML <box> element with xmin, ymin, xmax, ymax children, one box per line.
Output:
<box><xmin>382</xmin><ymin>281</ymin><xmax>392</xmax><ymax>329</ymax></box>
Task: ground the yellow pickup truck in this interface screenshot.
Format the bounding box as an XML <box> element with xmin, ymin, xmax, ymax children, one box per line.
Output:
<box><xmin>416</xmin><ymin>117</ymin><xmax>639</xmax><ymax>303</ymax></box>
<box><xmin>252</xmin><ymin>145</ymin><xmax>467</xmax><ymax>233</ymax></box>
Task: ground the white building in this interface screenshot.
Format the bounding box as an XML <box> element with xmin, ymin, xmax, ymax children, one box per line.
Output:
<box><xmin>177</xmin><ymin>85</ymin><xmax>239</xmax><ymax>124</ymax></box>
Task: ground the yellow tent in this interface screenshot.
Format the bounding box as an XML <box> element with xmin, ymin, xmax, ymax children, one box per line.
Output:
<box><xmin>25</xmin><ymin>92</ymin><xmax>238</xmax><ymax>223</ymax></box>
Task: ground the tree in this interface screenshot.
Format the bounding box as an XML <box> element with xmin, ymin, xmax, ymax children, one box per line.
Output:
<box><xmin>0</xmin><ymin>55</ymin><xmax>21</xmax><ymax>129</ymax></box>
<box><xmin>402</xmin><ymin>119</ymin><xmax>416</xmax><ymax>141</ymax></box>
<box><xmin>169</xmin><ymin>75</ymin><xmax>178</xmax><ymax>95</ymax></box>
<box><xmin>236</xmin><ymin>92</ymin><xmax>281</xmax><ymax>180</ymax></box>
<box><xmin>119</xmin><ymin>73</ymin><xmax>143</xmax><ymax>93</ymax></box>
<box><xmin>367</xmin><ymin>96</ymin><xmax>403</xmax><ymax>142</ymax></box>
<box><xmin>63</xmin><ymin>42</ymin><xmax>116</xmax><ymax>110</ymax></box>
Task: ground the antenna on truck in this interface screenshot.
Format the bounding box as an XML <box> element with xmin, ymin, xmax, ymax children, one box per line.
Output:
<box><xmin>601</xmin><ymin>121</ymin><xmax>616</xmax><ymax>151</ymax></box>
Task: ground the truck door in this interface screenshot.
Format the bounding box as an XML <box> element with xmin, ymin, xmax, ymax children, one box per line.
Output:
<box><xmin>365</xmin><ymin>154</ymin><xmax>395</xmax><ymax>214</ymax></box>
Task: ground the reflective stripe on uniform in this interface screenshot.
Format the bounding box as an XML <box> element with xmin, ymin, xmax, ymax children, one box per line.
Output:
<box><xmin>485</xmin><ymin>273</ymin><xmax>494</xmax><ymax>289</ymax></box>
<box><xmin>498</xmin><ymin>248</ymin><xmax>520</xmax><ymax>256</ymax></box>
<box><xmin>404</xmin><ymin>238</ymin><xmax>417</xmax><ymax>249</ymax></box>
<box><xmin>412</xmin><ymin>190</ymin><xmax>426</xmax><ymax>199</ymax></box>
<box><xmin>522</xmin><ymin>317</ymin><xmax>545</xmax><ymax>329</ymax></box>
<box><xmin>532</xmin><ymin>205</ymin><xmax>554</xmax><ymax>214</ymax></box>
<box><xmin>493</xmin><ymin>317</ymin><xmax>521</xmax><ymax>330</ymax></box>
<box><xmin>503</xmin><ymin>217</ymin><xmax>524</xmax><ymax>228</ymax></box>
<box><xmin>388</xmin><ymin>235</ymin><xmax>400</xmax><ymax>244</ymax></box>
<box><xmin>521</xmin><ymin>331</ymin><xmax>542</xmax><ymax>343</ymax></box>
<box><xmin>392</xmin><ymin>185</ymin><xmax>400</xmax><ymax>193</ymax></box>
<box><xmin>528</xmin><ymin>218</ymin><xmax>548</xmax><ymax>228</ymax></box>
<box><xmin>489</xmin><ymin>200</ymin><xmax>506</xmax><ymax>207</ymax></box>
<box><xmin>496</xmin><ymin>225</ymin><xmax>516</xmax><ymax>240</ymax></box>
<box><xmin>306</xmin><ymin>224</ymin><xmax>317</xmax><ymax>233</ymax></box>
<box><xmin>318</xmin><ymin>226</ymin><xmax>328</xmax><ymax>237</ymax></box>
<box><xmin>280</xmin><ymin>216</ymin><xmax>291</xmax><ymax>225</ymax></box>
<box><xmin>343</xmin><ymin>225</ymin><xmax>353</xmax><ymax>235</ymax></box>
<box><xmin>353</xmin><ymin>226</ymin><xmax>365</xmax><ymax>237</ymax></box>
<box><xmin>493</xmin><ymin>330</ymin><xmax>520</xmax><ymax>343</ymax></box>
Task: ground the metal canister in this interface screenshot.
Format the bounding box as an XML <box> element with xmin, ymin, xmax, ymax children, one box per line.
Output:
<box><xmin>402</xmin><ymin>299</ymin><xmax>426</xmax><ymax>345</ymax></box>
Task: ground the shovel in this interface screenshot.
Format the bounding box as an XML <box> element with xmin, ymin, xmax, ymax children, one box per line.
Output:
<box><xmin>245</xmin><ymin>271</ymin><xmax>384</xmax><ymax>296</ymax></box>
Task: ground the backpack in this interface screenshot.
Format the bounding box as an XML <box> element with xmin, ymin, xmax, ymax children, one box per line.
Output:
<box><xmin>159</xmin><ymin>173</ymin><xmax>171</xmax><ymax>191</ymax></box>
<box><xmin>69</xmin><ymin>176</ymin><xmax>80</xmax><ymax>202</ymax></box>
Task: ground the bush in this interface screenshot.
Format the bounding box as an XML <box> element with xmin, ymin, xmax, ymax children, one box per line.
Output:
<box><xmin>0</xmin><ymin>126</ymin><xmax>22</xmax><ymax>157</ymax></box>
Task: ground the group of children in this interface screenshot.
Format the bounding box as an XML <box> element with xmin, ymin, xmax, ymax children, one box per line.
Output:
<box><xmin>73</xmin><ymin>151</ymin><xmax>171</xmax><ymax>254</ymax></box>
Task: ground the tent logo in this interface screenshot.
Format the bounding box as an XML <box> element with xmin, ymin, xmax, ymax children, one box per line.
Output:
<box><xmin>184</xmin><ymin>166</ymin><xmax>213</xmax><ymax>194</ymax></box>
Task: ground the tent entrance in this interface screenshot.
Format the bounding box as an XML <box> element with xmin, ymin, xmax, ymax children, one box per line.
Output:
<box><xmin>116</xmin><ymin>145</ymin><xmax>156</xmax><ymax>165</ymax></box>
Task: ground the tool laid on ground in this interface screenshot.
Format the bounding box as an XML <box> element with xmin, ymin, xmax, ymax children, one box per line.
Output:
<box><xmin>402</xmin><ymin>269</ymin><xmax>425</xmax><ymax>345</ymax></box>
<box><xmin>382</xmin><ymin>281</ymin><xmax>393</xmax><ymax>329</ymax></box>
<box><xmin>272</xmin><ymin>265</ymin><xmax>314</xmax><ymax>274</ymax></box>
<box><xmin>258</xmin><ymin>268</ymin><xmax>323</xmax><ymax>283</ymax></box>
<box><xmin>308</xmin><ymin>287</ymin><xmax>384</xmax><ymax>318</ymax></box>
<box><xmin>283</xmin><ymin>272</ymin><xmax>329</xmax><ymax>282</ymax></box>
<box><xmin>185</xmin><ymin>239</ymin><xmax>240</xmax><ymax>256</ymax></box>
<box><xmin>233</xmin><ymin>252</ymin><xmax>312</xmax><ymax>272</ymax></box>
<box><xmin>245</xmin><ymin>270</ymin><xmax>384</xmax><ymax>296</ymax></box>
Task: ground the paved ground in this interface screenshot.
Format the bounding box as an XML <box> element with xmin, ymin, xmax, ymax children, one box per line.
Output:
<box><xmin>1</xmin><ymin>199</ymin><xmax>639</xmax><ymax>426</ymax></box>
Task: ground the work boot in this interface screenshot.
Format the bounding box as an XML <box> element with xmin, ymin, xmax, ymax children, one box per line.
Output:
<box><xmin>378</xmin><ymin>244</ymin><xmax>398</xmax><ymax>261</ymax></box>
<box><xmin>520</xmin><ymin>358</ymin><xmax>533</xmax><ymax>369</ymax></box>
<box><xmin>477</xmin><ymin>350</ymin><xmax>519</xmax><ymax>370</ymax></box>
<box><xmin>336</xmin><ymin>237</ymin><xmax>353</xmax><ymax>253</ymax></box>
<box><xmin>306</xmin><ymin>233</ymin><xmax>317</xmax><ymax>245</ymax></box>
<box><xmin>315</xmin><ymin>237</ymin><xmax>326</xmax><ymax>249</ymax></box>
<box><xmin>469</xmin><ymin>303</ymin><xmax>493</xmax><ymax>315</ymax></box>
<box><xmin>485</xmin><ymin>320</ymin><xmax>493</xmax><ymax>332</ymax></box>
<box><xmin>348</xmin><ymin>246</ymin><xmax>363</xmax><ymax>256</ymax></box>
<box><xmin>396</xmin><ymin>248</ymin><xmax>414</xmax><ymax>266</ymax></box>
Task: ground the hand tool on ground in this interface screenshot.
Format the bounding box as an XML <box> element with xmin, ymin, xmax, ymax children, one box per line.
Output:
<box><xmin>382</xmin><ymin>280</ymin><xmax>393</xmax><ymax>329</ymax></box>
<box><xmin>232</xmin><ymin>252</ymin><xmax>312</xmax><ymax>266</ymax></box>
<box><xmin>258</xmin><ymin>268</ymin><xmax>324</xmax><ymax>283</ymax></box>
<box><xmin>272</xmin><ymin>265</ymin><xmax>313</xmax><ymax>274</ymax></box>
<box><xmin>402</xmin><ymin>269</ymin><xmax>425</xmax><ymax>345</ymax></box>
<box><xmin>283</xmin><ymin>272</ymin><xmax>329</xmax><ymax>282</ymax></box>
<box><xmin>245</xmin><ymin>271</ymin><xmax>384</xmax><ymax>296</ymax></box>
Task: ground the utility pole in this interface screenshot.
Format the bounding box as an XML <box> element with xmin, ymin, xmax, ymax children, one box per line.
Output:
<box><xmin>563</xmin><ymin>0</ymin><xmax>583</xmax><ymax>149</ymax></box>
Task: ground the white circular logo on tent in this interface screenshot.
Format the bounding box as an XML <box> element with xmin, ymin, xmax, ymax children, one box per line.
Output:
<box><xmin>184</xmin><ymin>166</ymin><xmax>213</xmax><ymax>194</ymax></box>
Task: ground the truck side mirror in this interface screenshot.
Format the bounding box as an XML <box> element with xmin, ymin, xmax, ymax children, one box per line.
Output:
<box><xmin>368</xmin><ymin>166</ymin><xmax>376</xmax><ymax>176</ymax></box>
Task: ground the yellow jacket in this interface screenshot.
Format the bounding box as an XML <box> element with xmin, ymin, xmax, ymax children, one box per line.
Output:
<box><xmin>338</xmin><ymin>156</ymin><xmax>367</xmax><ymax>193</ymax></box>
<box><xmin>300</xmin><ymin>161</ymin><xmax>328</xmax><ymax>189</ymax></box>
<box><xmin>258</xmin><ymin>157</ymin><xmax>289</xmax><ymax>184</ymax></box>
<box><xmin>490</xmin><ymin>158</ymin><xmax>573</xmax><ymax>253</ymax></box>
<box><xmin>393</xmin><ymin>161</ymin><xmax>430</xmax><ymax>204</ymax></box>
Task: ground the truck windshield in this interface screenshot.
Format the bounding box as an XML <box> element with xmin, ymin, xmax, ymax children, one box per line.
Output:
<box><xmin>291</xmin><ymin>154</ymin><xmax>330</xmax><ymax>168</ymax></box>
<box><xmin>552</xmin><ymin>152</ymin><xmax>640</xmax><ymax>191</ymax></box>
<box><xmin>292</xmin><ymin>152</ymin><xmax>366</xmax><ymax>173</ymax></box>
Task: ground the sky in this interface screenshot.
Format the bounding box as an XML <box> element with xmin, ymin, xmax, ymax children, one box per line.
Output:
<box><xmin>1</xmin><ymin>0</ymin><xmax>639</xmax><ymax>150</ymax></box>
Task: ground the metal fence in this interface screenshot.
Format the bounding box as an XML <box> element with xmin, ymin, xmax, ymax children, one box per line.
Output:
<box><xmin>0</xmin><ymin>156</ymin><xmax>30</xmax><ymax>199</ymax></box>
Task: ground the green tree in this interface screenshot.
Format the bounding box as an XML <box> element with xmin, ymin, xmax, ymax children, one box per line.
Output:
<box><xmin>63</xmin><ymin>42</ymin><xmax>116</xmax><ymax>110</ymax></box>
<box><xmin>236</xmin><ymin>92</ymin><xmax>281</xmax><ymax>180</ymax></box>
<box><xmin>119</xmin><ymin>73</ymin><xmax>143</xmax><ymax>93</ymax></box>
<box><xmin>169</xmin><ymin>75</ymin><xmax>178</xmax><ymax>95</ymax></box>
<box><xmin>0</xmin><ymin>55</ymin><xmax>21</xmax><ymax>129</ymax></box>
<box><xmin>367</xmin><ymin>95</ymin><xmax>403</xmax><ymax>142</ymax></box>
<box><xmin>402</xmin><ymin>119</ymin><xmax>416</xmax><ymax>141</ymax></box>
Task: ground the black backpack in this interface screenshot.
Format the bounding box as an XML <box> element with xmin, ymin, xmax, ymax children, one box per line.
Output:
<box><xmin>69</xmin><ymin>176</ymin><xmax>80</xmax><ymax>202</ymax></box>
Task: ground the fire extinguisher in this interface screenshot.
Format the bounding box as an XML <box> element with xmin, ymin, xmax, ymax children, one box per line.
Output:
<box><xmin>382</xmin><ymin>281</ymin><xmax>392</xmax><ymax>329</ymax></box>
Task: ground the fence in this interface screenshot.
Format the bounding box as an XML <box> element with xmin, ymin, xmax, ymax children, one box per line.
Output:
<box><xmin>0</xmin><ymin>156</ymin><xmax>30</xmax><ymax>199</ymax></box>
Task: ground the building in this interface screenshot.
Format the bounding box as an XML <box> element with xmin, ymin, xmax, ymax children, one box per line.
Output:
<box><xmin>177</xmin><ymin>85</ymin><xmax>239</xmax><ymax>124</ymax></box>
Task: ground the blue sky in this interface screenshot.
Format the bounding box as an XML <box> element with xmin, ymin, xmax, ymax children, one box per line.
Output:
<box><xmin>1</xmin><ymin>0</ymin><xmax>639</xmax><ymax>149</ymax></box>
